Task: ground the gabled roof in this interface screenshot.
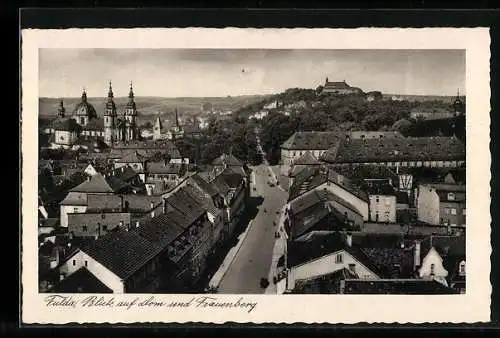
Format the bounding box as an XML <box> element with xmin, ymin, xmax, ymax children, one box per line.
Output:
<box><xmin>166</xmin><ymin>188</ymin><xmax>206</xmax><ymax>223</ymax></box>
<box><xmin>288</xmin><ymin>166</ymin><xmax>369</xmax><ymax>203</ymax></box>
<box><xmin>358</xmin><ymin>247</ymin><xmax>415</xmax><ymax>278</ymax></box>
<box><xmin>81</xmin><ymin>228</ymin><xmax>163</xmax><ymax>280</ymax></box>
<box><xmin>135</xmin><ymin>212</ymin><xmax>186</xmax><ymax>248</ymax></box>
<box><xmin>182</xmin><ymin>182</ymin><xmax>221</xmax><ymax>217</ymax></box>
<box><xmin>69</xmin><ymin>173</ymin><xmax>126</xmax><ymax>194</ymax></box>
<box><xmin>287</xmin><ymin>233</ymin><xmax>347</xmax><ymax>267</ymax></box>
<box><xmin>51</xmin><ymin>267</ymin><xmax>113</xmax><ymax>293</ymax></box>
<box><xmin>60</xmin><ymin>192</ymin><xmax>88</xmax><ymax>206</ymax></box>
<box><xmin>121</xmin><ymin>195</ymin><xmax>163</xmax><ymax>213</ymax></box>
<box><xmin>291</xmin><ymin>268</ymin><xmax>358</xmax><ymax>294</ymax></box>
<box><xmin>68</xmin><ymin>212</ymin><xmax>131</xmax><ymax>231</ymax></box>
<box><xmin>86</xmin><ymin>194</ymin><xmax>123</xmax><ymax>212</ymax></box>
<box><xmin>50</xmin><ymin>117</ymin><xmax>81</xmax><ymax>132</ymax></box>
<box><xmin>325</xmin><ymin>80</ymin><xmax>350</xmax><ymax>89</ymax></box>
<box><xmin>292</xmin><ymin>151</ymin><xmax>322</xmax><ymax>165</ymax></box>
<box><xmin>189</xmin><ymin>174</ymin><xmax>220</xmax><ymax>197</ymax></box>
<box><xmin>281</xmin><ymin>131</ymin><xmax>342</xmax><ymax>150</ymax></box>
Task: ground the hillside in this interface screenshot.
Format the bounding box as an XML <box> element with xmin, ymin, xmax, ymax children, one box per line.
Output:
<box><xmin>38</xmin><ymin>95</ymin><xmax>273</xmax><ymax>119</ymax></box>
<box><xmin>383</xmin><ymin>94</ymin><xmax>463</xmax><ymax>103</ymax></box>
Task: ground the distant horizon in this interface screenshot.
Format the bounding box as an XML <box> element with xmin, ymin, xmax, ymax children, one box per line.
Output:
<box><xmin>39</xmin><ymin>49</ymin><xmax>465</xmax><ymax>98</ymax></box>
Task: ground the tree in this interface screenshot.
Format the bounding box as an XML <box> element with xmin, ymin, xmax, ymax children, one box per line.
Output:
<box><xmin>392</xmin><ymin>118</ymin><xmax>413</xmax><ymax>135</ymax></box>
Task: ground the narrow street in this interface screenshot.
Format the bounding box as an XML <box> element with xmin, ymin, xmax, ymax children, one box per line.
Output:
<box><xmin>216</xmin><ymin>136</ymin><xmax>288</xmax><ymax>293</ymax></box>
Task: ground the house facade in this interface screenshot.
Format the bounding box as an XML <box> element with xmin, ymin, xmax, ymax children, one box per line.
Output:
<box><xmin>417</xmin><ymin>183</ymin><xmax>466</xmax><ymax>227</ymax></box>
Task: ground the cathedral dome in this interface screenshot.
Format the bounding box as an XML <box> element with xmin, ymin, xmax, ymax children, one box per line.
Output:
<box><xmin>73</xmin><ymin>89</ymin><xmax>97</xmax><ymax>119</ymax></box>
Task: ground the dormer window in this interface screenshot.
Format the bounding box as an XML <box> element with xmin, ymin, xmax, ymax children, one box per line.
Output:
<box><xmin>447</xmin><ymin>192</ymin><xmax>455</xmax><ymax>201</ymax></box>
<box><xmin>430</xmin><ymin>263</ymin><xmax>435</xmax><ymax>276</ymax></box>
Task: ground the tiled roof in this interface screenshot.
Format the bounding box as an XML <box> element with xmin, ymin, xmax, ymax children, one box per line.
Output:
<box><xmin>86</xmin><ymin>194</ymin><xmax>123</xmax><ymax>212</ymax></box>
<box><xmin>166</xmin><ymin>188</ymin><xmax>206</xmax><ymax>224</ymax></box>
<box><xmin>288</xmin><ymin>166</ymin><xmax>369</xmax><ymax>203</ymax></box>
<box><xmin>52</xmin><ymin>267</ymin><xmax>113</xmax><ymax>293</ymax></box>
<box><xmin>289</xmin><ymin>201</ymin><xmax>345</xmax><ymax>240</ymax></box>
<box><xmin>121</xmin><ymin>195</ymin><xmax>163</xmax><ymax>213</ymax></box>
<box><xmin>281</xmin><ymin>131</ymin><xmax>342</xmax><ymax>150</ymax></box>
<box><xmin>330</xmin><ymin>165</ymin><xmax>399</xmax><ymax>183</ymax></box>
<box><xmin>69</xmin><ymin>173</ymin><xmax>114</xmax><ymax>193</ymax></box>
<box><xmin>68</xmin><ymin>212</ymin><xmax>131</xmax><ymax>231</ymax></box>
<box><xmin>287</xmin><ymin>232</ymin><xmax>347</xmax><ymax>267</ymax></box>
<box><xmin>189</xmin><ymin>174</ymin><xmax>220</xmax><ymax>197</ymax></box>
<box><xmin>321</xmin><ymin>136</ymin><xmax>466</xmax><ymax>163</ymax></box>
<box><xmin>182</xmin><ymin>182</ymin><xmax>221</xmax><ymax>217</ymax></box>
<box><xmin>107</xmin><ymin>166</ymin><xmax>139</xmax><ymax>182</ymax></box>
<box><xmin>81</xmin><ymin>228</ymin><xmax>163</xmax><ymax>280</ymax></box>
<box><xmin>60</xmin><ymin>192</ymin><xmax>88</xmax><ymax>206</ymax></box>
<box><xmin>213</xmin><ymin>175</ymin><xmax>232</xmax><ymax>196</ymax></box>
<box><xmin>359</xmin><ymin>247</ymin><xmax>415</xmax><ymax>278</ymax></box>
<box><xmin>135</xmin><ymin>212</ymin><xmax>186</xmax><ymax>248</ymax></box>
<box><xmin>146</xmin><ymin>162</ymin><xmax>185</xmax><ymax>175</ymax></box>
<box><xmin>342</xmin><ymin>279</ymin><xmax>457</xmax><ymax>294</ymax></box>
<box><xmin>292</xmin><ymin>151</ymin><xmax>322</xmax><ymax>165</ymax></box>
<box><xmin>325</xmin><ymin>81</ymin><xmax>350</xmax><ymax>89</ymax></box>
<box><xmin>348</xmin><ymin>131</ymin><xmax>403</xmax><ymax>139</ymax></box>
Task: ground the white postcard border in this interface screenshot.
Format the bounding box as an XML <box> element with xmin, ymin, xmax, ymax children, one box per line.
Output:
<box><xmin>21</xmin><ymin>27</ymin><xmax>491</xmax><ymax>324</ymax></box>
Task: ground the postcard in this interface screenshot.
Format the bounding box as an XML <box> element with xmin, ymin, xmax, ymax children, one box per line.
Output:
<box><xmin>21</xmin><ymin>27</ymin><xmax>491</xmax><ymax>324</ymax></box>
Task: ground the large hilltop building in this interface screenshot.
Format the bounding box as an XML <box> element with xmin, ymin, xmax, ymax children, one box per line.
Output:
<box><xmin>43</xmin><ymin>82</ymin><xmax>140</xmax><ymax>149</ymax></box>
<box><xmin>322</xmin><ymin>78</ymin><xmax>363</xmax><ymax>95</ymax></box>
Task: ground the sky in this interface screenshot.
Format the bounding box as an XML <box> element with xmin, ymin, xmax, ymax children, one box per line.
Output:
<box><xmin>39</xmin><ymin>49</ymin><xmax>465</xmax><ymax>98</ymax></box>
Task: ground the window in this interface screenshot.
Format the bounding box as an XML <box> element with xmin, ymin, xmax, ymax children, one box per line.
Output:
<box><xmin>462</xmin><ymin>209</ymin><xmax>466</xmax><ymax>216</ymax></box>
<box><xmin>73</xmin><ymin>208</ymin><xmax>78</xmax><ymax>213</ymax></box>
<box><xmin>450</xmin><ymin>208</ymin><xmax>457</xmax><ymax>215</ymax></box>
<box><xmin>447</xmin><ymin>192</ymin><xmax>456</xmax><ymax>201</ymax></box>
<box><xmin>430</xmin><ymin>263</ymin><xmax>435</xmax><ymax>276</ymax></box>
<box><xmin>82</xmin><ymin>226</ymin><xmax>88</xmax><ymax>232</ymax></box>
<box><xmin>335</xmin><ymin>254</ymin><xmax>343</xmax><ymax>264</ymax></box>
<box><xmin>60</xmin><ymin>136</ymin><xmax>64</xmax><ymax>141</ymax></box>
<box><xmin>85</xmin><ymin>260</ymin><xmax>88</xmax><ymax>267</ymax></box>
<box><xmin>459</xmin><ymin>261</ymin><xmax>466</xmax><ymax>275</ymax></box>
<box><xmin>375</xmin><ymin>196</ymin><xmax>380</xmax><ymax>203</ymax></box>
<box><xmin>385</xmin><ymin>197</ymin><xmax>391</xmax><ymax>206</ymax></box>
<box><xmin>72</xmin><ymin>260</ymin><xmax>76</xmax><ymax>266</ymax></box>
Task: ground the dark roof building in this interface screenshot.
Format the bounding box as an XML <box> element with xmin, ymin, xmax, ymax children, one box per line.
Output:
<box><xmin>51</xmin><ymin>267</ymin><xmax>113</xmax><ymax>293</ymax></box>
<box><xmin>321</xmin><ymin>136</ymin><xmax>466</xmax><ymax>164</ymax></box>
<box><xmin>281</xmin><ymin>131</ymin><xmax>342</xmax><ymax>151</ymax></box>
<box><xmin>81</xmin><ymin>229</ymin><xmax>163</xmax><ymax>280</ymax></box>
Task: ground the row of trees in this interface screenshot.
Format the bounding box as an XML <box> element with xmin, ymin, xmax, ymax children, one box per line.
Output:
<box><xmin>175</xmin><ymin>116</ymin><xmax>263</xmax><ymax>166</ymax></box>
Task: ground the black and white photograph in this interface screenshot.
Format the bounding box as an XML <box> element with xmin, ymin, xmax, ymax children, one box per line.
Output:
<box><xmin>21</xmin><ymin>28</ymin><xmax>490</xmax><ymax>324</ymax></box>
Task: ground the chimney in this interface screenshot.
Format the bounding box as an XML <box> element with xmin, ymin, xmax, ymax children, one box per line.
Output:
<box><xmin>136</xmin><ymin>221</ymin><xmax>140</xmax><ymax>228</ymax></box>
<box><xmin>345</xmin><ymin>232</ymin><xmax>352</xmax><ymax>247</ymax></box>
<box><xmin>87</xmin><ymin>175</ymin><xmax>91</xmax><ymax>182</ymax></box>
<box><xmin>121</xmin><ymin>166</ymin><xmax>125</xmax><ymax>172</ymax></box>
<box><xmin>414</xmin><ymin>240</ymin><xmax>421</xmax><ymax>269</ymax></box>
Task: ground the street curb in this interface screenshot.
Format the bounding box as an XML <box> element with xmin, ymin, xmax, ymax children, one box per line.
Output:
<box><xmin>208</xmin><ymin>219</ymin><xmax>254</xmax><ymax>289</ymax></box>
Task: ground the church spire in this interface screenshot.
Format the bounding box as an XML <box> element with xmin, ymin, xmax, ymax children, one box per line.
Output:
<box><xmin>128</xmin><ymin>81</ymin><xmax>134</xmax><ymax>101</ymax></box>
<box><xmin>57</xmin><ymin>99</ymin><xmax>65</xmax><ymax>118</ymax></box>
<box><xmin>82</xmin><ymin>87</ymin><xmax>87</xmax><ymax>102</ymax></box>
<box><xmin>108</xmin><ymin>81</ymin><xmax>114</xmax><ymax>98</ymax></box>
<box><xmin>175</xmin><ymin>108</ymin><xmax>180</xmax><ymax>128</ymax></box>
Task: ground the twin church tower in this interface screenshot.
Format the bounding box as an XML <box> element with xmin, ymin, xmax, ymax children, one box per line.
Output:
<box><xmin>103</xmin><ymin>81</ymin><xmax>138</xmax><ymax>145</ymax></box>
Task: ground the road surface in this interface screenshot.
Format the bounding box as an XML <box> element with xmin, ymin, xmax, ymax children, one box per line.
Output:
<box><xmin>217</xmin><ymin>140</ymin><xmax>288</xmax><ymax>293</ymax></box>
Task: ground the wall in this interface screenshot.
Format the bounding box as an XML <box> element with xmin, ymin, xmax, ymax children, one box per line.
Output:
<box><xmin>59</xmin><ymin>250</ymin><xmax>124</xmax><ymax>293</ymax></box>
<box><xmin>417</xmin><ymin>185</ymin><xmax>440</xmax><ymax>225</ymax></box>
<box><xmin>287</xmin><ymin>250</ymin><xmax>379</xmax><ymax>290</ymax></box>
<box><xmin>369</xmin><ymin>195</ymin><xmax>397</xmax><ymax>223</ymax></box>
<box><xmin>315</xmin><ymin>182</ymin><xmax>369</xmax><ymax>221</ymax></box>
<box><xmin>60</xmin><ymin>204</ymin><xmax>87</xmax><ymax>228</ymax></box>
<box><xmin>327</xmin><ymin>199</ymin><xmax>364</xmax><ymax>228</ymax></box>
<box><xmin>419</xmin><ymin>248</ymin><xmax>448</xmax><ymax>280</ymax></box>
<box><xmin>54</xmin><ymin>130</ymin><xmax>76</xmax><ymax>146</ymax></box>
<box><xmin>440</xmin><ymin>201</ymin><xmax>466</xmax><ymax>227</ymax></box>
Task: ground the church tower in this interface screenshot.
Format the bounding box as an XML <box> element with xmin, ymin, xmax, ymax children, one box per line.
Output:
<box><xmin>453</xmin><ymin>89</ymin><xmax>465</xmax><ymax>116</ymax></box>
<box><xmin>57</xmin><ymin>99</ymin><xmax>66</xmax><ymax>118</ymax></box>
<box><xmin>104</xmin><ymin>81</ymin><xmax>117</xmax><ymax>145</ymax></box>
<box><xmin>123</xmin><ymin>82</ymin><xmax>138</xmax><ymax>142</ymax></box>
